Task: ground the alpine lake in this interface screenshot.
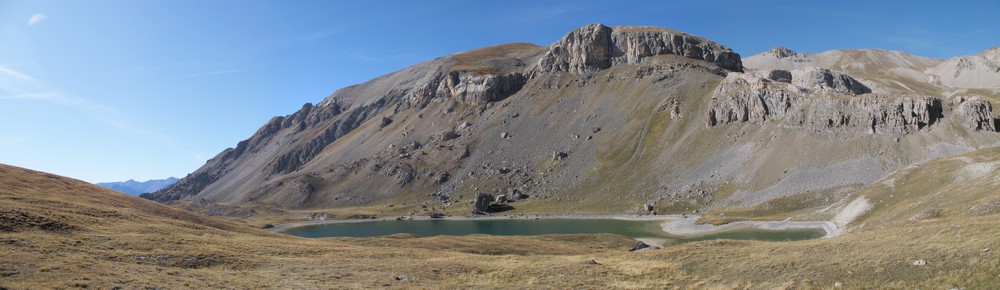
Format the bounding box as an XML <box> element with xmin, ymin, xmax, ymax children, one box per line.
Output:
<box><xmin>279</xmin><ymin>218</ymin><xmax>825</xmax><ymax>246</ymax></box>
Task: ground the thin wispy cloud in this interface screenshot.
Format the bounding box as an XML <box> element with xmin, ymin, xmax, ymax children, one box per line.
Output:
<box><xmin>0</xmin><ymin>65</ymin><xmax>189</xmax><ymax>154</ymax></box>
<box><xmin>0</xmin><ymin>66</ymin><xmax>36</xmax><ymax>82</ymax></box>
<box><xmin>28</xmin><ymin>13</ymin><xmax>47</xmax><ymax>27</ymax></box>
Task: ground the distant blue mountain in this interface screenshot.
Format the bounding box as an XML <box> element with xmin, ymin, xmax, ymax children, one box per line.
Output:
<box><xmin>96</xmin><ymin>177</ymin><xmax>179</xmax><ymax>196</ymax></box>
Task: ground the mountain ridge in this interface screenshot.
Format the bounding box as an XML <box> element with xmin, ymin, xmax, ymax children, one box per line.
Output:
<box><xmin>97</xmin><ymin>177</ymin><xmax>179</xmax><ymax>196</ymax></box>
<box><xmin>144</xmin><ymin>24</ymin><xmax>1000</xmax><ymax>224</ymax></box>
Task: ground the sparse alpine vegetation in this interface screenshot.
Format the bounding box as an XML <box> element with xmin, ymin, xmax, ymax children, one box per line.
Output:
<box><xmin>5</xmin><ymin>23</ymin><xmax>1000</xmax><ymax>288</ymax></box>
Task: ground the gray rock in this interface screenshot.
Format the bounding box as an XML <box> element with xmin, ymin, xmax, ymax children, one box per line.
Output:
<box><xmin>440</xmin><ymin>130</ymin><xmax>460</xmax><ymax>141</ymax></box>
<box><xmin>763</xmin><ymin>69</ymin><xmax>793</xmax><ymax>83</ymax></box>
<box><xmin>537</xmin><ymin>24</ymin><xmax>614</xmax><ymax>74</ymax></box>
<box><xmin>786</xmin><ymin>95</ymin><xmax>942</xmax><ymax>134</ymax></box>
<box><xmin>406</xmin><ymin>70</ymin><xmax>527</xmax><ymax>107</ymax></box>
<box><xmin>538</xmin><ymin>24</ymin><xmax>742</xmax><ymax>74</ymax></box>
<box><xmin>509</xmin><ymin>188</ymin><xmax>527</xmax><ymax>200</ymax></box>
<box><xmin>472</xmin><ymin>192</ymin><xmax>494</xmax><ymax>214</ymax></box>
<box><xmin>707</xmin><ymin>73</ymin><xmax>798</xmax><ymax>126</ymax></box>
<box><xmin>629</xmin><ymin>241</ymin><xmax>652</xmax><ymax>252</ymax></box>
<box><xmin>790</xmin><ymin>67</ymin><xmax>871</xmax><ymax>95</ymax></box>
<box><xmin>769</xmin><ymin>47</ymin><xmax>807</xmax><ymax>60</ymax></box>
<box><xmin>438</xmin><ymin>71</ymin><xmax>527</xmax><ymax>105</ymax></box>
<box><xmin>953</xmin><ymin>96</ymin><xmax>998</xmax><ymax>131</ymax></box>
<box><xmin>707</xmin><ymin>71</ymin><xmax>948</xmax><ymax>134</ymax></box>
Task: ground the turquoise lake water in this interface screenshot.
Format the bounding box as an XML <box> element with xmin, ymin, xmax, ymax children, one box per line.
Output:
<box><xmin>280</xmin><ymin>219</ymin><xmax>825</xmax><ymax>244</ymax></box>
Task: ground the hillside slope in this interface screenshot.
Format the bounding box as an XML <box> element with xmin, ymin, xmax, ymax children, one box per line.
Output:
<box><xmin>5</xmin><ymin>162</ymin><xmax>1000</xmax><ymax>288</ymax></box>
<box><xmin>146</xmin><ymin>24</ymin><xmax>1000</xmax><ymax>223</ymax></box>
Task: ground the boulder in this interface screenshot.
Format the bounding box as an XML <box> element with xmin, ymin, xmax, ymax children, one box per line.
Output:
<box><xmin>472</xmin><ymin>192</ymin><xmax>494</xmax><ymax>214</ymax></box>
<box><xmin>509</xmin><ymin>188</ymin><xmax>528</xmax><ymax>200</ymax></box>
<box><xmin>440</xmin><ymin>130</ymin><xmax>460</xmax><ymax>141</ymax></box>
<box><xmin>630</xmin><ymin>241</ymin><xmax>652</xmax><ymax>252</ymax></box>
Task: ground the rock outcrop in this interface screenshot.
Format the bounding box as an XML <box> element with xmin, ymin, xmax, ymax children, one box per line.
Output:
<box><xmin>537</xmin><ymin>24</ymin><xmax>614</xmax><ymax>74</ymax></box>
<box><xmin>269</xmin><ymin>101</ymin><xmax>380</xmax><ymax>175</ymax></box>
<box><xmin>538</xmin><ymin>24</ymin><xmax>742</xmax><ymax>74</ymax></box>
<box><xmin>472</xmin><ymin>192</ymin><xmax>494</xmax><ymax>214</ymax></box>
<box><xmin>790</xmin><ymin>67</ymin><xmax>871</xmax><ymax>95</ymax></box>
<box><xmin>786</xmin><ymin>96</ymin><xmax>943</xmax><ymax>134</ymax></box>
<box><xmin>439</xmin><ymin>71</ymin><xmax>527</xmax><ymax>105</ymax></box>
<box><xmin>953</xmin><ymin>96</ymin><xmax>998</xmax><ymax>131</ymax></box>
<box><xmin>769</xmin><ymin>47</ymin><xmax>807</xmax><ymax>60</ymax></box>
<box><xmin>708</xmin><ymin>69</ymin><xmax>948</xmax><ymax>134</ymax></box>
<box><xmin>142</xmin><ymin>101</ymin><xmax>344</xmax><ymax>203</ymax></box>
<box><xmin>406</xmin><ymin>71</ymin><xmax>527</xmax><ymax>107</ymax></box>
<box><xmin>707</xmin><ymin>72</ymin><xmax>801</xmax><ymax>126</ymax></box>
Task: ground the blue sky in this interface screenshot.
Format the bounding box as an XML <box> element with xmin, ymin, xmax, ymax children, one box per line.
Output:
<box><xmin>1</xmin><ymin>0</ymin><xmax>998</xmax><ymax>183</ymax></box>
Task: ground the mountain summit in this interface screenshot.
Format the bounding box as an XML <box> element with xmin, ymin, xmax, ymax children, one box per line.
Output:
<box><xmin>144</xmin><ymin>24</ymin><xmax>1000</xmax><ymax>220</ymax></box>
<box><xmin>97</xmin><ymin>177</ymin><xmax>179</xmax><ymax>196</ymax></box>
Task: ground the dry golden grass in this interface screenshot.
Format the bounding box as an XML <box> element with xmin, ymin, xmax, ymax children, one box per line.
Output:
<box><xmin>451</xmin><ymin>42</ymin><xmax>539</xmax><ymax>63</ymax></box>
<box><xmin>3</xmin><ymin>163</ymin><xmax>1000</xmax><ymax>289</ymax></box>
<box><xmin>447</xmin><ymin>64</ymin><xmax>503</xmax><ymax>75</ymax></box>
<box><xmin>445</xmin><ymin>42</ymin><xmax>539</xmax><ymax>76</ymax></box>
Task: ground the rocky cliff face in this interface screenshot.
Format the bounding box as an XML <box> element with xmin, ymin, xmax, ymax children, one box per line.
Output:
<box><xmin>785</xmin><ymin>96</ymin><xmax>943</xmax><ymax>134</ymax></box>
<box><xmin>953</xmin><ymin>96</ymin><xmax>998</xmax><ymax>131</ymax></box>
<box><xmin>538</xmin><ymin>24</ymin><xmax>743</xmax><ymax>74</ymax></box>
<box><xmin>706</xmin><ymin>69</ymin><xmax>993</xmax><ymax>134</ymax></box>
<box><xmin>408</xmin><ymin>71</ymin><xmax>529</xmax><ymax>107</ymax></box>
<box><xmin>146</xmin><ymin>24</ymin><xmax>1000</xmax><ymax>218</ymax></box>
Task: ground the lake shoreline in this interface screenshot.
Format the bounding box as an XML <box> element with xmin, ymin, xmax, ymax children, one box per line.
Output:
<box><xmin>268</xmin><ymin>214</ymin><xmax>839</xmax><ymax>238</ymax></box>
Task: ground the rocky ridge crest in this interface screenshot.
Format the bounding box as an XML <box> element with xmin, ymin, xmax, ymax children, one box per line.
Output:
<box><xmin>708</xmin><ymin>68</ymin><xmax>997</xmax><ymax>134</ymax></box>
<box><xmin>538</xmin><ymin>24</ymin><xmax>743</xmax><ymax>74</ymax></box>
